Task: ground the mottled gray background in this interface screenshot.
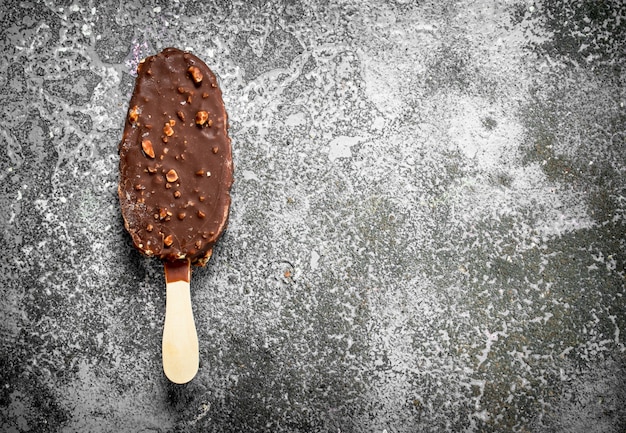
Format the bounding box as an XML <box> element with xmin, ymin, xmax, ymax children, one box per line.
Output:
<box><xmin>1</xmin><ymin>0</ymin><xmax>625</xmax><ymax>432</ymax></box>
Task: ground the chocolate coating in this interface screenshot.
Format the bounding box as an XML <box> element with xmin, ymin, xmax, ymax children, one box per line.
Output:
<box><xmin>118</xmin><ymin>48</ymin><xmax>233</xmax><ymax>265</ymax></box>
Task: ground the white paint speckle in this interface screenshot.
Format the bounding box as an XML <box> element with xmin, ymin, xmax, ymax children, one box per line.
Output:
<box><xmin>310</xmin><ymin>250</ymin><xmax>319</xmax><ymax>270</ymax></box>
<box><xmin>328</xmin><ymin>136</ymin><xmax>361</xmax><ymax>162</ymax></box>
<box><xmin>285</xmin><ymin>112</ymin><xmax>307</xmax><ymax>127</ymax></box>
<box><xmin>241</xmin><ymin>170</ymin><xmax>259</xmax><ymax>181</ymax></box>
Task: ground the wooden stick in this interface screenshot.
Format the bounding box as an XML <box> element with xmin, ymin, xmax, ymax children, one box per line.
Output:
<box><xmin>162</xmin><ymin>259</ymin><xmax>198</xmax><ymax>384</ymax></box>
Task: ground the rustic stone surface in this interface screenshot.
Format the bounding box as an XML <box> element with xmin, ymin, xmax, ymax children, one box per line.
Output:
<box><xmin>1</xmin><ymin>1</ymin><xmax>625</xmax><ymax>432</ymax></box>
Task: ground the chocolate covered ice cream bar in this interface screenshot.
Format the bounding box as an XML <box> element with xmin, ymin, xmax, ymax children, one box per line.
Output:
<box><xmin>119</xmin><ymin>47</ymin><xmax>233</xmax><ymax>266</ymax></box>
<box><xmin>118</xmin><ymin>47</ymin><xmax>233</xmax><ymax>383</ymax></box>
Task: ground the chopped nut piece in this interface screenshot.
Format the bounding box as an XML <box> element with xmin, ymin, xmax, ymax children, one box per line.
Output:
<box><xmin>177</xmin><ymin>110</ymin><xmax>185</xmax><ymax>121</ymax></box>
<box><xmin>166</xmin><ymin>169</ymin><xmax>178</xmax><ymax>182</ymax></box>
<box><xmin>146</xmin><ymin>224</ymin><xmax>154</xmax><ymax>232</ymax></box>
<box><xmin>195</xmin><ymin>240</ymin><xmax>202</xmax><ymax>249</ymax></box>
<box><xmin>147</xmin><ymin>166</ymin><xmax>157</xmax><ymax>174</ymax></box>
<box><xmin>202</xmin><ymin>92</ymin><xmax>209</xmax><ymax>98</ymax></box>
<box><xmin>178</xmin><ymin>212</ymin><xmax>186</xmax><ymax>220</ymax></box>
<box><xmin>173</xmin><ymin>190</ymin><xmax>181</xmax><ymax>198</ymax></box>
<box><xmin>128</xmin><ymin>106</ymin><xmax>140</xmax><ymax>123</ymax></box>
<box><xmin>188</xmin><ymin>65</ymin><xmax>203</xmax><ymax>84</ymax></box>
<box><xmin>169</xmin><ymin>119</ymin><xmax>176</xmax><ymax>126</ymax></box>
<box><xmin>195</xmin><ymin>111</ymin><xmax>209</xmax><ymax>125</ymax></box>
<box><xmin>196</xmin><ymin>170</ymin><xmax>205</xmax><ymax>176</ymax></box>
<box><xmin>134</xmin><ymin>184</ymin><xmax>145</xmax><ymax>191</ymax></box>
<box><xmin>212</xmin><ymin>146</ymin><xmax>219</xmax><ymax>154</ymax></box>
<box><xmin>163</xmin><ymin>123</ymin><xmax>174</xmax><ymax>137</ymax></box>
<box><xmin>164</xmin><ymin>234</ymin><xmax>174</xmax><ymax>246</ymax></box>
<box><xmin>141</xmin><ymin>139</ymin><xmax>155</xmax><ymax>158</ymax></box>
<box><xmin>197</xmin><ymin>210</ymin><xmax>206</xmax><ymax>218</ymax></box>
<box><xmin>177</xmin><ymin>86</ymin><xmax>185</xmax><ymax>94</ymax></box>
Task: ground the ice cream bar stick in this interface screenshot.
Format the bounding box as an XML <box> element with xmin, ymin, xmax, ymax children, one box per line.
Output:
<box><xmin>162</xmin><ymin>259</ymin><xmax>198</xmax><ymax>384</ymax></box>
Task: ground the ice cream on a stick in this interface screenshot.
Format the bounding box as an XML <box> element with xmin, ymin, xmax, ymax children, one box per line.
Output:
<box><xmin>118</xmin><ymin>47</ymin><xmax>233</xmax><ymax>384</ymax></box>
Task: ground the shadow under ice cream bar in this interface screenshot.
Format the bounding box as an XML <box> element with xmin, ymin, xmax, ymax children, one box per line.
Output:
<box><xmin>118</xmin><ymin>48</ymin><xmax>233</xmax><ymax>383</ymax></box>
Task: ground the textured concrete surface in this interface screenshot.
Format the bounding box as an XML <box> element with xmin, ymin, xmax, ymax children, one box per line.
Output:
<box><xmin>1</xmin><ymin>1</ymin><xmax>625</xmax><ymax>432</ymax></box>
